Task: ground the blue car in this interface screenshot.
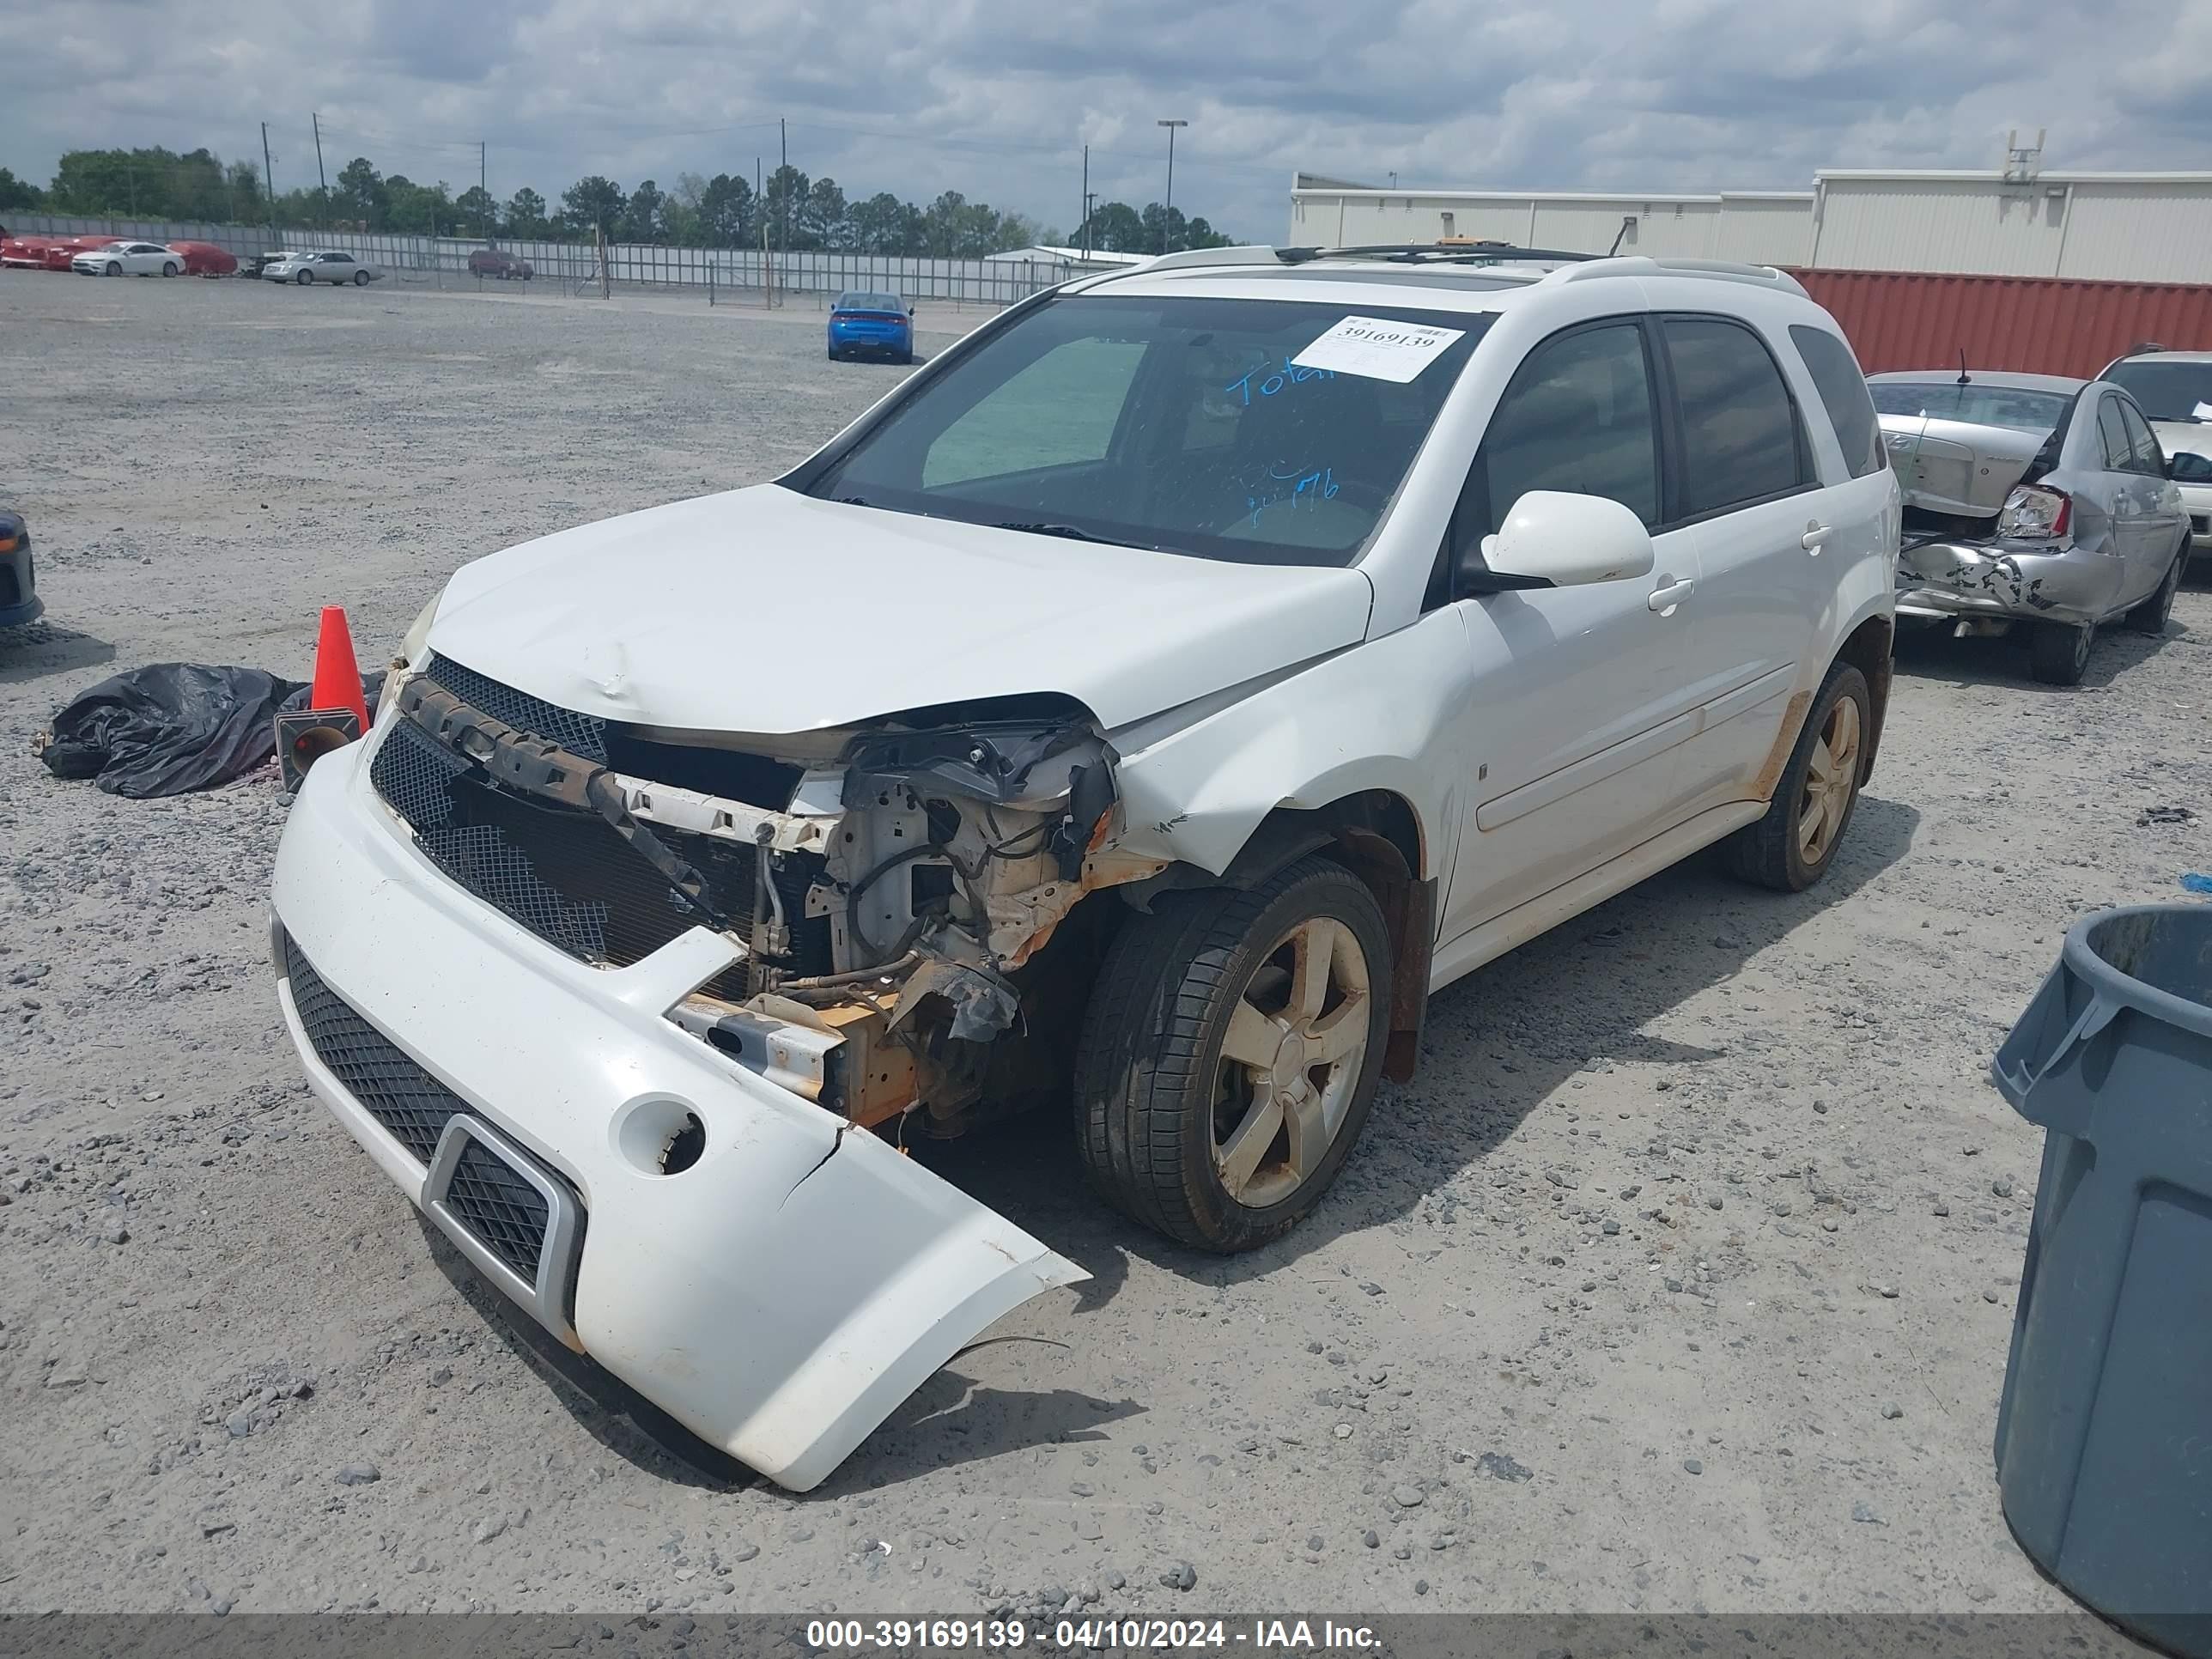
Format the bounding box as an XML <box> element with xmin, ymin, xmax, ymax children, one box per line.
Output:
<box><xmin>827</xmin><ymin>290</ymin><xmax>914</xmax><ymax>364</ymax></box>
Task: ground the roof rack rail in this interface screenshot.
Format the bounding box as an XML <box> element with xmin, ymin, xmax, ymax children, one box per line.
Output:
<box><xmin>1548</xmin><ymin>256</ymin><xmax>1807</xmax><ymax>295</ymax></box>
<box><xmin>1138</xmin><ymin>245</ymin><xmax>1296</xmax><ymax>271</ymax></box>
<box><xmin>1276</xmin><ymin>241</ymin><xmax>1600</xmax><ymax>266</ymax></box>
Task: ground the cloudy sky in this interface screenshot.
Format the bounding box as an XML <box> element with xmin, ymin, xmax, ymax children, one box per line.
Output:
<box><xmin>5</xmin><ymin>0</ymin><xmax>2210</xmax><ymax>240</ymax></box>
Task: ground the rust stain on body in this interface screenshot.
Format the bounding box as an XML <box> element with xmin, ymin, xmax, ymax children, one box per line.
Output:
<box><xmin>1752</xmin><ymin>690</ymin><xmax>1814</xmax><ymax>803</ymax></box>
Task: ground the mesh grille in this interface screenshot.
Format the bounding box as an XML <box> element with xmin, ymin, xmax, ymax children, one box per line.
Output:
<box><xmin>283</xmin><ymin>937</ymin><xmax>464</xmax><ymax>1164</ymax></box>
<box><xmin>420</xmin><ymin>653</ymin><xmax>607</xmax><ymax>763</ymax></box>
<box><xmin>443</xmin><ymin>1138</ymin><xmax>550</xmax><ymax>1284</ymax></box>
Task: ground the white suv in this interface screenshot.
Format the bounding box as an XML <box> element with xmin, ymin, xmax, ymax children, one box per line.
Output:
<box><xmin>270</xmin><ymin>243</ymin><xmax>1899</xmax><ymax>1489</ymax></box>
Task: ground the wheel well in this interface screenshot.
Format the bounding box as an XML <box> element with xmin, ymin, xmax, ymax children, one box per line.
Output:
<box><xmin>1836</xmin><ymin>615</ymin><xmax>1893</xmax><ymax>782</ymax></box>
<box><xmin>1120</xmin><ymin>791</ymin><xmax>1434</xmax><ymax>1084</ymax></box>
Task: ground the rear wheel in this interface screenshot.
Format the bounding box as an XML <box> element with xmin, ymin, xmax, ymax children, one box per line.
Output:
<box><xmin>1724</xmin><ymin>662</ymin><xmax>1870</xmax><ymax>892</ymax></box>
<box><xmin>2029</xmin><ymin>618</ymin><xmax>2095</xmax><ymax>685</ymax></box>
<box><xmin>1074</xmin><ymin>856</ymin><xmax>1391</xmax><ymax>1253</ymax></box>
<box><xmin>353</xmin><ymin>270</ymin><xmax>370</xmax><ymax>286</ymax></box>
<box><xmin>2124</xmin><ymin>536</ymin><xmax>2187</xmax><ymax>635</ymax></box>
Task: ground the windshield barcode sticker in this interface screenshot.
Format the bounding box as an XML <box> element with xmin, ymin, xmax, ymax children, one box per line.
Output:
<box><xmin>1292</xmin><ymin>315</ymin><xmax>1467</xmax><ymax>383</ymax></box>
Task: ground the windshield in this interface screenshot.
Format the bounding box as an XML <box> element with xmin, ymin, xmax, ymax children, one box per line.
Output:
<box><xmin>838</xmin><ymin>292</ymin><xmax>904</xmax><ymax>312</ymax></box>
<box><xmin>1869</xmin><ymin>381</ymin><xmax>2074</xmax><ymax>433</ymax></box>
<box><xmin>2103</xmin><ymin>360</ymin><xmax>2212</xmax><ymax>422</ymax></box>
<box><xmin>803</xmin><ymin>295</ymin><xmax>1488</xmax><ymax>568</ymax></box>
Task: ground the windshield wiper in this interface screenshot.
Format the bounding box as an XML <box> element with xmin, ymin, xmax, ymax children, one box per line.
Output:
<box><xmin>993</xmin><ymin>521</ymin><xmax>1152</xmax><ymax>550</ymax></box>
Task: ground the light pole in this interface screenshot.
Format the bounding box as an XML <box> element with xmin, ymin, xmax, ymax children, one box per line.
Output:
<box><xmin>1157</xmin><ymin>118</ymin><xmax>1188</xmax><ymax>253</ymax></box>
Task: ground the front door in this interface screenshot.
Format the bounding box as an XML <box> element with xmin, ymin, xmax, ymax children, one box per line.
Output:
<box><xmin>1438</xmin><ymin>318</ymin><xmax>1703</xmax><ymax>938</ymax></box>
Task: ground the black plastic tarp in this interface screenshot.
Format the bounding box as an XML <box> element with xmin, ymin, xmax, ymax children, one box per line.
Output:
<box><xmin>38</xmin><ymin>663</ymin><xmax>380</xmax><ymax>799</ymax></box>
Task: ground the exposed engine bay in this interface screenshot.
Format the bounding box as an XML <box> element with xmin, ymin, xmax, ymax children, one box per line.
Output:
<box><xmin>371</xmin><ymin>651</ymin><xmax>1169</xmax><ymax>1148</ymax></box>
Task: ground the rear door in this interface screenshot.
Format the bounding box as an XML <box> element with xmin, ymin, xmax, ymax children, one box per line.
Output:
<box><xmin>1439</xmin><ymin>317</ymin><xmax>1704</xmax><ymax>935</ymax></box>
<box><xmin>2094</xmin><ymin>396</ymin><xmax>2160</xmax><ymax>589</ymax></box>
<box><xmin>1657</xmin><ymin>315</ymin><xmax>1832</xmax><ymax>815</ymax></box>
<box><xmin>2117</xmin><ymin>396</ymin><xmax>2188</xmax><ymax>590</ymax></box>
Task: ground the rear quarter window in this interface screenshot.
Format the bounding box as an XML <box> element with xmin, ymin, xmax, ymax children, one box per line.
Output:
<box><xmin>1789</xmin><ymin>325</ymin><xmax>1884</xmax><ymax>479</ymax></box>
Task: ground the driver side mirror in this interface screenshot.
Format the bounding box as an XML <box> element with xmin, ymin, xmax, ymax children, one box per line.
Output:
<box><xmin>1484</xmin><ymin>490</ymin><xmax>1656</xmax><ymax>586</ymax></box>
<box><xmin>2168</xmin><ymin>451</ymin><xmax>2212</xmax><ymax>483</ymax></box>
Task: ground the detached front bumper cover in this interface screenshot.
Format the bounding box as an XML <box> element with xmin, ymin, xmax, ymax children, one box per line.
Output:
<box><xmin>1896</xmin><ymin>538</ymin><xmax>2128</xmax><ymax>627</ymax></box>
<box><xmin>270</xmin><ymin>735</ymin><xmax>1085</xmax><ymax>1492</ymax></box>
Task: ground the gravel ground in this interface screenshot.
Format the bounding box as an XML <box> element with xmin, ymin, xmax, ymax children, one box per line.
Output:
<box><xmin>3</xmin><ymin>272</ymin><xmax>2208</xmax><ymax>1623</ymax></box>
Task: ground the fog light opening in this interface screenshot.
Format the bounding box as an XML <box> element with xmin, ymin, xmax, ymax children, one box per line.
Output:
<box><xmin>659</xmin><ymin>1112</ymin><xmax>706</xmax><ymax>1176</ymax></box>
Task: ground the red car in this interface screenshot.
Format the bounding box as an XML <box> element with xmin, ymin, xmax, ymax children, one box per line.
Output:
<box><xmin>167</xmin><ymin>240</ymin><xmax>239</xmax><ymax>276</ymax></box>
<box><xmin>467</xmin><ymin>247</ymin><xmax>532</xmax><ymax>281</ymax></box>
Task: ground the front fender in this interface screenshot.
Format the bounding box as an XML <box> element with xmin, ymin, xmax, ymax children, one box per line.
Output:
<box><xmin>1108</xmin><ymin>611</ymin><xmax>1469</xmax><ymax>881</ymax></box>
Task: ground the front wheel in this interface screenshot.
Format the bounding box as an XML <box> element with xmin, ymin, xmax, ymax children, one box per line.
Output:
<box><xmin>1724</xmin><ymin>661</ymin><xmax>1870</xmax><ymax>892</ymax></box>
<box><xmin>161</xmin><ymin>261</ymin><xmax>179</xmax><ymax>277</ymax></box>
<box><xmin>1074</xmin><ymin>856</ymin><xmax>1391</xmax><ymax>1253</ymax></box>
<box><xmin>2029</xmin><ymin>618</ymin><xmax>2095</xmax><ymax>685</ymax></box>
<box><xmin>2124</xmin><ymin>537</ymin><xmax>2187</xmax><ymax>635</ymax></box>
<box><xmin>105</xmin><ymin>263</ymin><xmax>121</xmax><ymax>276</ymax></box>
<box><xmin>295</xmin><ymin>268</ymin><xmax>313</xmax><ymax>285</ymax></box>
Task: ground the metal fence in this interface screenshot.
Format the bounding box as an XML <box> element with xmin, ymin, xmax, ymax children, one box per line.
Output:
<box><xmin>7</xmin><ymin>211</ymin><xmax>1090</xmax><ymax>306</ymax></box>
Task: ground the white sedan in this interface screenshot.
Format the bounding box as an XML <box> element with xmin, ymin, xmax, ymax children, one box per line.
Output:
<box><xmin>263</xmin><ymin>250</ymin><xmax>383</xmax><ymax>287</ymax></box>
<box><xmin>70</xmin><ymin>241</ymin><xmax>183</xmax><ymax>277</ymax></box>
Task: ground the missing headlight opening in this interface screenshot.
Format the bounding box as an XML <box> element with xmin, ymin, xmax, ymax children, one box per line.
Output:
<box><xmin>370</xmin><ymin>656</ymin><xmax>1161</xmax><ymax>1141</ymax></box>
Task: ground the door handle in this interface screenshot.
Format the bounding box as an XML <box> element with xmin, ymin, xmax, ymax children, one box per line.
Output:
<box><xmin>1802</xmin><ymin>523</ymin><xmax>1832</xmax><ymax>551</ymax></box>
<box><xmin>1648</xmin><ymin>577</ymin><xmax>1695</xmax><ymax>613</ymax></box>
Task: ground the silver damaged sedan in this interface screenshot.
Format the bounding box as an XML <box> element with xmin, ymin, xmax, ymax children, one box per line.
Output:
<box><xmin>1873</xmin><ymin>370</ymin><xmax>2192</xmax><ymax>684</ymax></box>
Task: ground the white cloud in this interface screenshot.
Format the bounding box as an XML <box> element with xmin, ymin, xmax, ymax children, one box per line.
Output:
<box><xmin>3</xmin><ymin>0</ymin><xmax>2208</xmax><ymax>239</ymax></box>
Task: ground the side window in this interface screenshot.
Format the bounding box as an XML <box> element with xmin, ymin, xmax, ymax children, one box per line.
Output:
<box><xmin>921</xmin><ymin>338</ymin><xmax>1146</xmax><ymax>487</ymax></box>
<box><xmin>1471</xmin><ymin>323</ymin><xmax>1662</xmax><ymax>536</ymax></box>
<box><xmin>2118</xmin><ymin>401</ymin><xmax>2164</xmax><ymax>476</ymax></box>
<box><xmin>1662</xmin><ymin>317</ymin><xmax>1811</xmax><ymax>515</ymax></box>
<box><xmin>2096</xmin><ymin>399</ymin><xmax>2132</xmax><ymax>471</ymax></box>
<box><xmin>1789</xmin><ymin>325</ymin><xmax>1884</xmax><ymax>478</ymax></box>
<box><xmin>326</xmin><ymin>253</ymin><xmax>353</xmax><ymax>265</ymax></box>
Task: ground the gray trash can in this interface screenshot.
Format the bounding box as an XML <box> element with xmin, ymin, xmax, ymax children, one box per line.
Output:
<box><xmin>1993</xmin><ymin>904</ymin><xmax>2212</xmax><ymax>1658</ymax></box>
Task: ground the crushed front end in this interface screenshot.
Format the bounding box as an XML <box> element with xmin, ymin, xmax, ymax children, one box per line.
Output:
<box><xmin>267</xmin><ymin>647</ymin><xmax>1175</xmax><ymax>1489</ymax></box>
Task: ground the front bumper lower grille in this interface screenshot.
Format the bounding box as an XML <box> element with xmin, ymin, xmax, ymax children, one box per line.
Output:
<box><xmin>283</xmin><ymin>933</ymin><xmax>465</xmax><ymax>1164</ymax></box>
<box><xmin>280</xmin><ymin>933</ymin><xmax>584</xmax><ymax>1344</ymax></box>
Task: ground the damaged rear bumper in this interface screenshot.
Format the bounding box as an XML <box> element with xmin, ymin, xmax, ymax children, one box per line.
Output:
<box><xmin>1895</xmin><ymin>538</ymin><xmax>2126</xmax><ymax>628</ymax></box>
<box><xmin>270</xmin><ymin>737</ymin><xmax>1084</xmax><ymax>1492</ymax></box>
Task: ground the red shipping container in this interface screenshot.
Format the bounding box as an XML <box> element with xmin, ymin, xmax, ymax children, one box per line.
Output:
<box><xmin>1792</xmin><ymin>269</ymin><xmax>2212</xmax><ymax>380</ymax></box>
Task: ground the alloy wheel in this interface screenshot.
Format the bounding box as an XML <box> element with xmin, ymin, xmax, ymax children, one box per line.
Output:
<box><xmin>1210</xmin><ymin>915</ymin><xmax>1372</xmax><ymax>1208</ymax></box>
<box><xmin>1796</xmin><ymin>696</ymin><xmax>1861</xmax><ymax>865</ymax></box>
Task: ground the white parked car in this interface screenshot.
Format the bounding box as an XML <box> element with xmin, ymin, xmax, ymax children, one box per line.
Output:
<box><xmin>270</xmin><ymin>243</ymin><xmax>1899</xmax><ymax>1490</ymax></box>
<box><xmin>70</xmin><ymin>240</ymin><xmax>182</xmax><ymax>277</ymax></box>
<box><xmin>2099</xmin><ymin>348</ymin><xmax>2212</xmax><ymax>561</ymax></box>
<box><xmin>263</xmin><ymin>250</ymin><xmax>382</xmax><ymax>286</ymax></box>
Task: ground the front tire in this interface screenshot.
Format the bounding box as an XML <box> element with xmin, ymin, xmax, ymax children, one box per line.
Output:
<box><xmin>1724</xmin><ymin>661</ymin><xmax>1870</xmax><ymax>892</ymax></box>
<box><xmin>2029</xmin><ymin>618</ymin><xmax>2094</xmax><ymax>685</ymax></box>
<box><xmin>161</xmin><ymin>261</ymin><xmax>179</xmax><ymax>277</ymax></box>
<box><xmin>295</xmin><ymin>268</ymin><xmax>313</xmax><ymax>285</ymax></box>
<box><xmin>105</xmin><ymin>263</ymin><xmax>120</xmax><ymax>276</ymax></box>
<box><xmin>2123</xmin><ymin>537</ymin><xmax>2187</xmax><ymax>635</ymax></box>
<box><xmin>1074</xmin><ymin>855</ymin><xmax>1392</xmax><ymax>1253</ymax></box>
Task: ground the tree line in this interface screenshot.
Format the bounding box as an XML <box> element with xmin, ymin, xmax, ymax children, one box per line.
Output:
<box><xmin>0</xmin><ymin>146</ymin><xmax>1236</xmax><ymax>257</ymax></box>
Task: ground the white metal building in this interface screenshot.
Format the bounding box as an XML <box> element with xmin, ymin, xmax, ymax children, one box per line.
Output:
<box><xmin>1288</xmin><ymin>168</ymin><xmax>2212</xmax><ymax>284</ymax></box>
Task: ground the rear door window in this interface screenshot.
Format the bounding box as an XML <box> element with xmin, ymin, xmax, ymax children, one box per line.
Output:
<box><xmin>2118</xmin><ymin>400</ymin><xmax>2165</xmax><ymax>476</ymax></box>
<box><xmin>1662</xmin><ymin>317</ymin><xmax>1812</xmax><ymax>516</ymax></box>
<box><xmin>1788</xmin><ymin>325</ymin><xmax>1884</xmax><ymax>478</ymax></box>
<box><xmin>2096</xmin><ymin>399</ymin><xmax>2132</xmax><ymax>471</ymax></box>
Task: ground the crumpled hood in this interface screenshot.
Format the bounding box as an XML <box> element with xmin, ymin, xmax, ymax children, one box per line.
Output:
<box><xmin>427</xmin><ymin>486</ymin><xmax>1372</xmax><ymax>734</ymax></box>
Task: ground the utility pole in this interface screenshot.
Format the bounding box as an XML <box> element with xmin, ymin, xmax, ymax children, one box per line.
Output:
<box><xmin>480</xmin><ymin>141</ymin><xmax>489</xmax><ymax>243</ymax></box>
<box><xmin>1157</xmin><ymin>118</ymin><xmax>1188</xmax><ymax>253</ymax></box>
<box><xmin>1084</xmin><ymin>191</ymin><xmax>1097</xmax><ymax>261</ymax></box>
<box><xmin>260</xmin><ymin>122</ymin><xmax>277</xmax><ymax>245</ymax></box>
<box><xmin>312</xmin><ymin>112</ymin><xmax>328</xmax><ymax>230</ymax></box>
<box><xmin>777</xmin><ymin>117</ymin><xmax>787</xmax><ymax>282</ymax></box>
<box><xmin>1079</xmin><ymin>144</ymin><xmax>1088</xmax><ymax>259</ymax></box>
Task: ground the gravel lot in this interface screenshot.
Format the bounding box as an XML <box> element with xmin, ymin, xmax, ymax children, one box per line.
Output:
<box><xmin>3</xmin><ymin>272</ymin><xmax>2208</xmax><ymax>1623</ymax></box>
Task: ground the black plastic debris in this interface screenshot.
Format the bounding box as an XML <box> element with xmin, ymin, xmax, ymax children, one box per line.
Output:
<box><xmin>37</xmin><ymin>662</ymin><xmax>380</xmax><ymax>798</ymax></box>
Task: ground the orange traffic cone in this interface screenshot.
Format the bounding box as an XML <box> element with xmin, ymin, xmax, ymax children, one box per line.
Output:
<box><xmin>309</xmin><ymin>605</ymin><xmax>368</xmax><ymax>731</ymax></box>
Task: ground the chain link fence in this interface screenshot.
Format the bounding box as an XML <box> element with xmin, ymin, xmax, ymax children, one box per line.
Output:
<box><xmin>7</xmin><ymin>211</ymin><xmax>1093</xmax><ymax>307</ymax></box>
